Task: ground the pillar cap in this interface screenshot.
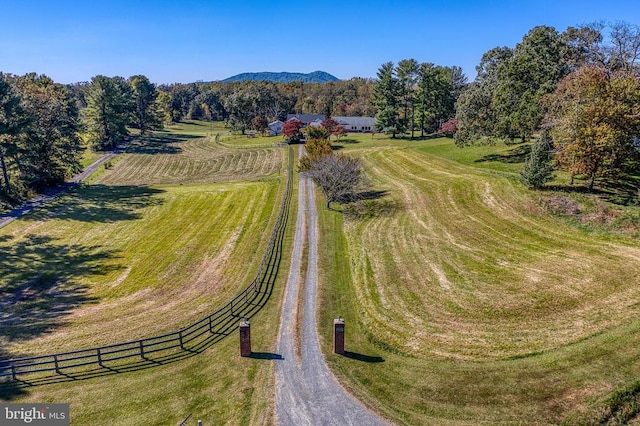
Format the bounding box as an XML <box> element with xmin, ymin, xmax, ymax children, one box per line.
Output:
<box><xmin>334</xmin><ymin>316</ymin><xmax>345</xmax><ymax>325</ymax></box>
<box><xmin>240</xmin><ymin>318</ymin><xmax>250</xmax><ymax>327</ymax></box>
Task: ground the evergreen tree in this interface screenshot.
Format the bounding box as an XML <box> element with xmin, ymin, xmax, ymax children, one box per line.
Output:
<box><xmin>454</xmin><ymin>47</ymin><xmax>511</xmax><ymax>146</ymax></box>
<box><xmin>520</xmin><ymin>132</ymin><xmax>555</xmax><ymax>189</ymax></box>
<box><xmin>415</xmin><ymin>63</ymin><xmax>452</xmax><ymax>137</ymax></box>
<box><xmin>397</xmin><ymin>59</ymin><xmax>419</xmax><ymax>138</ymax></box>
<box><xmin>224</xmin><ymin>90</ymin><xmax>256</xmax><ymax>134</ymax></box>
<box><xmin>85</xmin><ymin>75</ymin><xmax>134</xmax><ymax>150</ymax></box>
<box><xmin>373</xmin><ymin>62</ymin><xmax>402</xmax><ymax>138</ymax></box>
<box><xmin>129</xmin><ymin>75</ymin><xmax>162</xmax><ymax>134</ymax></box>
<box><xmin>0</xmin><ymin>74</ymin><xmax>29</xmax><ymax>195</ymax></box>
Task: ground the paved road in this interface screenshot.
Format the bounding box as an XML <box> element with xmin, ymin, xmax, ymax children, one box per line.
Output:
<box><xmin>0</xmin><ymin>145</ymin><xmax>124</xmax><ymax>229</ymax></box>
<box><xmin>275</xmin><ymin>146</ymin><xmax>389</xmax><ymax>426</ymax></box>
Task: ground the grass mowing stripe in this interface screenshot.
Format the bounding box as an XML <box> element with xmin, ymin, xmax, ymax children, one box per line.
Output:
<box><xmin>318</xmin><ymin>138</ymin><xmax>640</xmax><ymax>424</ymax></box>
<box><xmin>1</xmin><ymin>123</ymin><xmax>294</xmax><ymax>425</ymax></box>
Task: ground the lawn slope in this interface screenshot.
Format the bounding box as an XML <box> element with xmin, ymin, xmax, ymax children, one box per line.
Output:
<box><xmin>0</xmin><ymin>122</ymin><xmax>292</xmax><ymax>425</ymax></box>
<box><xmin>319</xmin><ymin>136</ymin><xmax>640</xmax><ymax>424</ymax></box>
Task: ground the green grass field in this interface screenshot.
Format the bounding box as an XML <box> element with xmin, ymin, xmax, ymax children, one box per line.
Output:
<box><xmin>318</xmin><ymin>134</ymin><xmax>640</xmax><ymax>424</ymax></box>
<box><xmin>6</xmin><ymin>122</ymin><xmax>640</xmax><ymax>424</ymax></box>
<box><xmin>0</xmin><ymin>121</ymin><xmax>293</xmax><ymax>425</ymax></box>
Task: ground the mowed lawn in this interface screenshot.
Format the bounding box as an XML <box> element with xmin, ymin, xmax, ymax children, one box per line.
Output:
<box><xmin>318</xmin><ymin>135</ymin><xmax>640</xmax><ymax>424</ymax></box>
<box><xmin>0</xmin><ymin>121</ymin><xmax>291</xmax><ymax>425</ymax></box>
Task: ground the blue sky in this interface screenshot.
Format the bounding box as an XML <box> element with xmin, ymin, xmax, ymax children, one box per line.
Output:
<box><xmin>2</xmin><ymin>0</ymin><xmax>639</xmax><ymax>84</ymax></box>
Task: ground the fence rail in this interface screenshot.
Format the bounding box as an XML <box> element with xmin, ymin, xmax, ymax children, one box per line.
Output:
<box><xmin>0</xmin><ymin>145</ymin><xmax>294</xmax><ymax>382</ymax></box>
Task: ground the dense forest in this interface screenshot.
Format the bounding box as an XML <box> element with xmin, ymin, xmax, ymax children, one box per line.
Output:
<box><xmin>1</xmin><ymin>21</ymin><xmax>639</xmax><ymax>207</ymax></box>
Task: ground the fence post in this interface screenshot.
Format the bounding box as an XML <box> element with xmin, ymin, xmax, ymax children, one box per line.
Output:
<box><xmin>11</xmin><ymin>364</ymin><xmax>16</xmax><ymax>382</ymax></box>
<box><xmin>334</xmin><ymin>317</ymin><xmax>345</xmax><ymax>355</ymax></box>
<box><xmin>54</xmin><ymin>355</ymin><xmax>60</xmax><ymax>374</ymax></box>
<box><xmin>230</xmin><ymin>300</ymin><xmax>234</xmax><ymax>316</ymax></box>
<box><xmin>179</xmin><ymin>330</ymin><xmax>184</xmax><ymax>350</ymax></box>
<box><xmin>240</xmin><ymin>318</ymin><xmax>251</xmax><ymax>357</ymax></box>
<box><xmin>97</xmin><ymin>348</ymin><xmax>103</xmax><ymax>366</ymax></box>
<box><xmin>139</xmin><ymin>340</ymin><xmax>145</xmax><ymax>360</ymax></box>
<box><xmin>208</xmin><ymin>316</ymin><xmax>213</xmax><ymax>333</ymax></box>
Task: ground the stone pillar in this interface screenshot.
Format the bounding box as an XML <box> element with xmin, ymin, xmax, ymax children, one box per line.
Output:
<box><xmin>334</xmin><ymin>317</ymin><xmax>345</xmax><ymax>355</ymax></box>
<box><xmin>240</xmin><ymin>318</ymin><xmax>251</xmax><ymax>357</ymax></box>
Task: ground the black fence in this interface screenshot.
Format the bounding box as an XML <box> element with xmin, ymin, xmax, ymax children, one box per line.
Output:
<box><xmin>0</xmin><ymin>146</ymin><xmax>294</xmax><ymax>382</ymax></box>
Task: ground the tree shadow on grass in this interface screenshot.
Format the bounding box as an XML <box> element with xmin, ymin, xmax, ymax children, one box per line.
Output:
<box><xmin>24</xmin><ymin>184</ymin><xmax>164</xmax><ymax>223</ymax></box>
<box><xmin>475</xmin><ymin>145</ymin><xmax>531</xmax><ymax>164</ymax></box>
<box><xmin>0</xmin><ymin>234</ymin><xmax>123</xmax><ymax>399</ymax></box>
<box><xmin>0</xmin><ymin>234</ymin><xmax>122</xmax><ymax>343</ymax></box>
<box><xmin>0</xmin><ymin>148</ymin><xmax>291</xmax><ymax>396</ymax></box>
<box><xmin>335</xmin><ymin>138</ymin><xmax>360</xmax><ymax>144</ymax></box>
<box><xmin>124</xmin><ymin>132</ymin><xmax>202</xmax><ymax>155</ymax></box>
<box><xmin>355</xmin><ymin>190</ymin><xmax>388</xmax><ymax>201</ymax></box>
<box><xmin>342</xmin><ymin>351</ymin><xmax>385</xmax><ymax>363</ymax></box>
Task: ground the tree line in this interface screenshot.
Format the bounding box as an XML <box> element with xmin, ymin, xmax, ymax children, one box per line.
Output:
<box><xmin>65</xmin><ymin>77</ymin><xmax>379</xmax><ymax>136</ymax></box>
<box><xmin>0</xmin><ymin>73</ymin><xmax>163</xmax><ymax>204</ymax></box>
<box><xmin>0</xmin><ymin>73</ymin><xmax>82</xmax><ymax>201</ymax></box>
<box><xmin>454</xmin><ymin>21</ymin><xmax>640</xmax><ymax>190</ymax></box>
<box><xmin>4</xmin><ymin>20</ymin><xmax>637</xmax><ymax>205</ymax></box>
<box><xmin>373</xmin><ymin>60</ymin><xmax>466</xmax><ymax>138</ymax></box>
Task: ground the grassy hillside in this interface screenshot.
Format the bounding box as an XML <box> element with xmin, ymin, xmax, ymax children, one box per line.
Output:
<box><xmin>318</xmin><ymin>134</ymin><xmax>640</xmax><ymax>424</ymax></box>
<box><xmin>0</xmin><ymin>121</ymin><xmax>293</xmax><ymax>425</ymax></box>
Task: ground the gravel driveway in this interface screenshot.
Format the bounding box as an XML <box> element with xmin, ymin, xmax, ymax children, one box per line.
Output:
<box><xmin>275</xmin><ymin>146</ymin><xmax>388</xmax><ymax>426</ymax></box>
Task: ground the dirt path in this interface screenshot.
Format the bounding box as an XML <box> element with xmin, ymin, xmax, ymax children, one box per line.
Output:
<box><xmin>275</xmin><ymin>146</ymin><xmax>388</xmax><ymax>426</ymax></box>
<box><xmin>0</xmin><ymin>145</ymin><xmax>123</xmax><ymax>229</ymax></box>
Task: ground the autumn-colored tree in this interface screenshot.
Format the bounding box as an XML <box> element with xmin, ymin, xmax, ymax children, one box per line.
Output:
<box><xmin>437</xmin><ymin>119</ymin><xmax>458</xmax><ymax>136</ymax></box>
<box><xmin>298</xmin><ymin>138</ymin><xmax>332</xmax><ymax>171</ymax></box>
<box><xmin>332</xmin><ymin>124</ymin><xmax>347</xmax><ymax>140</ymax></box>
<box><xmin>252</xmin><ymin>115</ymin><xmax>268</xmax><ymax>135</ymax></box>
<box><xmin>321</xmin><ymin>117</ymin><xmax>339</xmax><ymax>134</ymax></box>
<box><xmin>283</xmin><ymin>118</ymin><xmax>303</xmax><ymax>143</ymax></box>
<box><xmin>544</xmin><ymin>65</ymin><xmax>640</xmax><ymax>189</ymax></box>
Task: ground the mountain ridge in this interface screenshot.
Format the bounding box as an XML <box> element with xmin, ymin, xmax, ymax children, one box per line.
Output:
<box><xmin>221</xmin><ymin>71</ymin><xmax>339</xmax><ymax>83</ymax></box>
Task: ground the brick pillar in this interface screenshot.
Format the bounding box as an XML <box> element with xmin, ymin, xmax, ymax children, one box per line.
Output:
<box><xmin>240</xmin><ymin>318</ymin><xmax>251</xmax><ymax>357</ymax></box>
<box><xmin>334</xmin><ymin>317</ymin><xmax>345</xmax><ymax>354</ymax></box>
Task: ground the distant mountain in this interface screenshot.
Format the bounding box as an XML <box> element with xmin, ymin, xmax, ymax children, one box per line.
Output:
<box><xmin>221</xmin><ymin>71</ymin><xmax>339</xmax><ymax>83</ymax></box>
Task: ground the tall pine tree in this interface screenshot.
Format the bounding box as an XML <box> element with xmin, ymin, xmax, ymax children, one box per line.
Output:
<box><xmin>373</xmin><ymin>62</ymin><xmax>402</xmax><ymax>138</ymax></box>
<box><xmin>85</xmin><ymin>75</ymin><xmax>134</xmax><ymax>150</ymax></box>
<box><xmin>129</xmin><ymin>75</ymin><xmax>162</xmax><ymax>134</ymax></box>
<box><xmin>520</xmin><ymin>132</ymin><xmax>555</xmax><ymax>189</ymax></box>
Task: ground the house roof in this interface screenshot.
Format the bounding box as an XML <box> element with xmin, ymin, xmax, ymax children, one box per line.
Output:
<box><xmin>286</xmin><ymin>114</ymin><xmax>325</xmax><ymax>124</ymax></box>
<box><xmin>333</xmin><ymin>116</ymin><xmax>376</xmax><ymax>127</ymax></box>
<box><xmin>269</xmin><ymin>120</ymin><xmax>283</xmax><ymax>126</ymax></box>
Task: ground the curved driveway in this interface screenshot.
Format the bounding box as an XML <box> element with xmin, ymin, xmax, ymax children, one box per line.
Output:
<box><xmin>0</xmin><ymin>145</ymin><xmax>123</xmax><ymax>229</ymax></box>
<box><xmin>275</xmin><ymin>146</ymin><xmax>388</xmax><ymax>426</ymax></box>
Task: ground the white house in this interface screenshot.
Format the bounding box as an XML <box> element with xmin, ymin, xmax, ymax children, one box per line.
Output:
<box><xmin>333</xmin><ymin>116</ymin><xmax>376</xmax><ymax>133</ymax></box>
<box><xmin>280</xmin><ymin>115</ymin><xmax>377</xmax><ymax>133</ymax></box>
<box><xmin>269</xmin><ymin>120</ymin><xmax>284</xmax><ymax>136</ymax></box>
